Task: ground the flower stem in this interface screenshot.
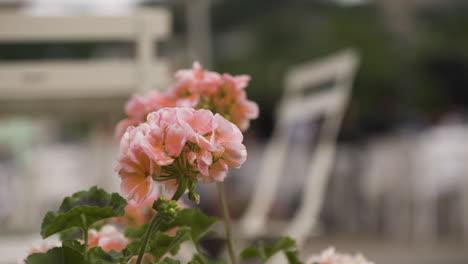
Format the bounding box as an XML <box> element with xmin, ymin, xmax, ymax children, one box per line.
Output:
<box><xmin>217</xmin><ymin>182</ymin><xmax>237</xmax><ymax>264</ymax></box>
<box><xmin>171</xmin><ymin>179</ymin><xmax>187</xmax><ymax>202</ymax></box>
<box><xmin>80</xmin><ymin>214</ymin><xmax>88</xmax><ymax>260</ymax></box>
<box><xmin>136</xmin><ymin>181</ymin><xmax>186</xmax><ymax>264</ymax></box>
<box><xmin>136</xmin><ymin>215</ymin><xmax>164</xmax><ymax>264</ymax></box>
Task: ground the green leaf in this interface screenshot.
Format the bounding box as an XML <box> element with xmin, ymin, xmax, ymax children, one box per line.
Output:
<box><xmin>263</xmin><ymin>237</ymin><xmax>297</xmax><ymax>259</ymax></box>
<box><xmin>62</xmin><ymin>240</ymin><xmax>85</xmax><ymax>255</ymax></box>
<box><xmin>239</xmin><ymin>247</ymin><xmax>264</xmax><ymax>260</ymax></box>
<box><xmin>122</xmin><ymin>240</ymin><xmax>141</xmax><ymax>259</ymax></box>
<box><xmin>25</xmin><ymin>246</ymin><xmax>87</xmax><ymax>264</ymax></box>
<box><xmin>148</xmin><ymin>227</ymin><xmax>191</xmax><ymax>260</ymax></box>
<box><xmin>60</xmin><ymin>227</ymin><xmax>83</xmax><ymax>241</ymax></box>
<box><xmin>122</xmin><ymin>228</ymin><xmax>191</xmax><ymax>262</ymax></box>
<box><xmin>87</xmin><ymin>247</ymin><xmax>122</xmax><ymax>264</ymax></box>
<box><xmin>240</xmin><ymin>236</ymin><xmax>303</xmax><ymax>264</ymax></box>
<box><xmin>41</xmin><ymin>186</ymin><xmax>127</xmax><ymax>238</ymax></box>
<box><xmin>173</xmin><ymin>209</ymin><xmax>217</xmax><ymax>243</ymax></box>
<box><xmin>285</xmin><ymin>250</ymin><xmax>303</xmax><ymax>264</ymax></box>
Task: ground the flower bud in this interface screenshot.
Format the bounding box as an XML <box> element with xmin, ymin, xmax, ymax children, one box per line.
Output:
<box><xmin>188</xmin><ymin>191</ymin><xmax>200</xmax><ymax>204</ymax></box>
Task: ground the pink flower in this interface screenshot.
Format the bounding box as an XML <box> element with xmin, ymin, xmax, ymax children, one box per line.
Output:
<box><xmin>115</xmin><ymin>62</ymin><xmax>258</xmax><ymax>138</ymax></box>
<box><xmin>116</xmin><ymin>91</ymin><xmax>175</xmax><ymax>138</ymax></box>
<box><xmin>117</xmin><ymin>107</ymin><xmax>247</xmax><ymax>202</ymax></box>
<box><xmin>200</xmin><ymin>114</ymin><xmax>247</xmax><ymax>183</ymax></box>
<box><xmin>307</xmin><ymin>247</ymin><xmax>374</xmax><ymax>264</ymax></box>
<box><xmin>88</xmin><ymin>225</ymin><xmax>128</xmax><ymax>252</ymax></box>
<box><xmin>213</xmin><ymin>73</ymin><xmax>259</xmax><ymax>131</ymax></box>
<box><xmin>214</xmin><ymin>113</ymin><xmax>247</xmax><ymax>168</ymax></box>
<box><xmin>171</xmin><ymin>61</ymin><xmax>223</xmax><ymax>103</ymax></box>
<box><xmin>116</xmin><ymin>126</ymin><xmax>164</xmax><ymax>202</ymax></box>
<box><xmin>170</xmin><ymin>63</ymin><xmax>258</xmax><ymax>131</ymax></box>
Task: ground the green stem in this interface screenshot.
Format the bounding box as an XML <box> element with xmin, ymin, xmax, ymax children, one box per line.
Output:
<box><xmin>136</xmin><ymin>181</ymin><xmax>186</xmax><ymax>264</ymax></box>
<box><xmin>136</xmin><ymin>215</ymin><xmax>164</xmax><ymax>264</ymax></box>
<box><xmin>171</xmin><ymin>179</ymin><xmax>187</xmax><ymax>202</ymax></box>
<box><xmin>217</xmin><ymin>182</ymin><xmax>237</xmax><ymax>264</ymax></box>
<box><xmin>81</xmin><ymin>214</ymin><xmax>89</xmax><ymax>260</ymax></box>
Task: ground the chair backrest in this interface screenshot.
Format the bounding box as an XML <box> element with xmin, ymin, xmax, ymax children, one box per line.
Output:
<box><xmin>240</xmin><ymin>49</ymin><xmax>359</xmax><ymax>246</ymax></box>
<box><xmin>0</xmin><ymin>8</ymin><xmax>171</xmax><ymax>108</ymax></box>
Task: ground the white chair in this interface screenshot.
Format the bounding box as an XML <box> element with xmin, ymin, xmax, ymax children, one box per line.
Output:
<box><xmin>239</xmin><ymin>49</ymin><xmax>360</xmax><ymax>247</ymax></box>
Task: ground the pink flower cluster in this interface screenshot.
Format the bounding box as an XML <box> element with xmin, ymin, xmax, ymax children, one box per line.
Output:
<box><xmin>307</xmin><ymin>247</ymin><xmax>374</xmax><ymax>264</ymax></box>
<box><xmin>117</xmin><ymin>107</ymin><xmax>247</xmax><ymax>202</ymax></box>
<box><xmin>116</xmin><ymin>62</ymin><xmax>258</xmax><ymax>138</ymax></box>
<box><xmin>88</xmin><ymin>225</ymin><xmax>128</xmax><ymax>252</ymax></box>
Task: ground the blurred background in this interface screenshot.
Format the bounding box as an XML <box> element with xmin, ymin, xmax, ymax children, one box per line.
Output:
<box><xmin>1</xmin><ymin>0</ymin><xmax>468</xmax><ymax>263</ymax></box>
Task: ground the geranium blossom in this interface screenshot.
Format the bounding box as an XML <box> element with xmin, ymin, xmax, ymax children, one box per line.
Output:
<box><xmin>170</xmin><ymin>61</ymin><xmax>223</xmax><ymax>107</ymax></box>
<box><xmin>115</xmin><ymin>62</ymin><xmax>258</xmax><ymax>138</ymax></box>
<box><xmin>117</xmin><ymin>107</ymin><xmax>247</xmax><ymax>202</ymax></box>
<box><xmin>307</xmin><ymin>247</ymin><xmax>374</xmax><ymax>264</ymax></box>
<box><xmin>115</xmin><ymin>91</ymin><xmax>175</xmax><ymax>138</ymax></box>
<box><xmin>88</xmin><ymin>225</ymin><xmax>128</xmax><ymax>252</ymax></box>
<box><xmin>116</xmin><ymin>125</ymin><xmax>163</xmax><ymax>202</ymax></box>
<box><xmin>171</xmin><ymin>62</ymin><xmax>259</xmax><ymax>131</ymax></box>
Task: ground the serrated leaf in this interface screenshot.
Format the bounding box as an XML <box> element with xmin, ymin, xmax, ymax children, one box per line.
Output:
<box><xmin>25</xmin><ymin>246</ymin><xmax>87</xmax><ymax>264</ymax></box>
<box><xmin>148</xmin><ymin>227</ymin><xmax>191</xmax><ymax>260</ymax></box>
<box><xmin>240</xmin><ymin>236</ymin><xmax>302</xmax><ymax>263</ymax></box>
<box><xmin>41</xmin><ymin>186</ymin><xmax>127</xmax><ymax>238</ymax></box>
<box><xmin>173</xmin><ymin>209</ymin><xmax>217</xmax><ymax>243</ymax></box>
